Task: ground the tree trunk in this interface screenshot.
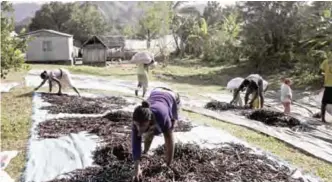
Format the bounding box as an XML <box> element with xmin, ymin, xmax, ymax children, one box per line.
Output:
<box><xmin>147</xmin><ymin>29</ymin><xmax>151</xmax><ymax>49</ymax></box>
<box><xmin>172</xmin><ymin>30</ymin><xmax>180</xmax><ymax>54</ymax></box>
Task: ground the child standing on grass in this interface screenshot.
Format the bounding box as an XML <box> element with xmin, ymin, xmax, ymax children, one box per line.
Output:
<box><xmin>280</xmin><ymin>78</ymin><xmax>292</xmax><ymax>114</ymax></box>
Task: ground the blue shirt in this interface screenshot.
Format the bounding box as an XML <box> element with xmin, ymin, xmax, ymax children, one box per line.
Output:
<box><xmin>132</xmin><ymin>90</ymin><xmax>178</xmax><ymax>161</ymax></box>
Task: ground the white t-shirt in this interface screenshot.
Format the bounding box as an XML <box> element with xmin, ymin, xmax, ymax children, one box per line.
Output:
<box><xmin>48</xmin><ymin>69</ymin><xmax>62</xmax><ymax>79</ymax></box>
<box><xmin>47</xmin><ymin>69</ymin><xmax>73</xmax><ymax>87</ymax></box>
<box><xmin>280</xmin><ymin>83</ymin><xmax>292</xmax><ymax>102</ymax></box>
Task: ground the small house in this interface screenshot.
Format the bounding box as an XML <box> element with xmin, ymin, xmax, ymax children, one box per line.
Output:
<box><xmin>22</xmin><ymin>29</ymin><xmax>75</xmax><ymax>65</ymax></box>
<box><xmin>81</xmin><ymin>35</ymin><xmax>125</xmax><ymax>65</ymax></box>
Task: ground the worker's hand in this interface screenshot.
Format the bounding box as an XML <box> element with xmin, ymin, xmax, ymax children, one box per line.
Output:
<box><xmin>132</xmin><ymin>163</ymin><xmax>142</xmax><ymax>182</ymax></box>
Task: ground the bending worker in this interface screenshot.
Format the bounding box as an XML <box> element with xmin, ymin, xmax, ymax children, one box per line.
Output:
<box><xmin>131</xmin><ymin>87</ymin><xmax>181</xmax><ymax>181</ymax></box>
<box><xmin>34</xmin><ymin>68</ymin><xmax>80</xmax><ymax>96</ymax></box>
<box><xmin>231</xmin><ymin>74</ymin><xmax>265</xmax><ymax>109</ymax></box>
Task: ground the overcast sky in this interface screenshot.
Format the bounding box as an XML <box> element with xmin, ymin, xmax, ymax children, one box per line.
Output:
<box><xmin>11</xmin><ymin>0</ymin><xmax>236</xmax><ymax>6</ymax></box>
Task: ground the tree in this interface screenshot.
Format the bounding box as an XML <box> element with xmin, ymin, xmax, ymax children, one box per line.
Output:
<box><xmin>170</xmin><ymin>2</ymin><xmax>207</xmax><ymax>57</ymax></box>
<box><xmin>28</xmin><ymin>2</ymin><xmax>108</xmax><ymax>43</ymax></box>
<box><xmin>203</xmin><ymin>6</ymin><xmax>242</xmax><ymax>63</ymax></box>
<box><xmin>29</xmin><ymin>2</ymin><xmax>74</xmax><ymax>32</ymax></box>
<box><xmin>293</xmin><ymin>2</ymin><xmax>332</xmax><ymax>76</ymax></box>
<box><xmin>238</xmin><ymin>1</ymin><xmax>305</xmax><ymax>72</ymax></box>
<box><xmin>1</xmin><ymin>1</ymin><xmax>29</xmax><ymax>79</ymax></box>
<box><xmin>299</xmin><ymin>2</ymin><xmax>332</xmax><ymax>52</ymax></box>
<box><xmin>137</xmin><ymin>2</ymin><xmax>173</xmax><ymax>49</ymax></box>
<box><xmin>203</xmin><ymin>1</ymin><xmax>223</xmax><ymax>26</ymax></box>
<box><xmin>122</xmin><ymin>24</ymin><xmax>135</xmax><ymax>38</ymax></box>
<box><xmin>68</xmin><ymin>2</ymin><xmax>109</xmax><ymax>42</ymax></box>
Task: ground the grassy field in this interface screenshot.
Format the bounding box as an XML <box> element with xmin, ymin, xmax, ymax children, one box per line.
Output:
<box><xmin>1</xmin><ymin>61</ymin><xmax>331</xmax><ymax>181</ymax></box>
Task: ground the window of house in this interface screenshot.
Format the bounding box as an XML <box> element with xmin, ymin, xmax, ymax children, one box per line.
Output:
<box><xmin>42</xmin><ymin>40</ymin><xmax>52</xmax><ymax>52</ymax></box>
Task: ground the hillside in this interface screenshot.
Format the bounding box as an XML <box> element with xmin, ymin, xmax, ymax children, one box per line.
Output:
<box><xmin>12</xmin><ymin>1</ymin><xmax>208</xmax><ymax>33</ymax></box>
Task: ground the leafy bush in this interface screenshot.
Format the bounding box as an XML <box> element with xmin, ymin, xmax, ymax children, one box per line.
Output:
<box><xmin>1</xmin><ymin>2</ymin><xmax>29</xmax><ymax>79</ymax></box>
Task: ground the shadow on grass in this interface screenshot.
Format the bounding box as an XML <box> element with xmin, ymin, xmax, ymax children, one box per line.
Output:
<box><xmin>153</xmin><ymin>62</ymin><xmax>252</xmax><ymax>87</ymax></box>
<box><xmin>168</xmin><ymin>57</ymin><xmax>225</xmax><ymax>68</ymax></box>
<box><xmin>69</xmin><ymin>67</ymin><xmax>137</xmax><ymax>78</ymax></box>
<box><xmin>15</xmin><ymin>91</ymin><xmax>34</xmax><ymax>98</ymax></box>
<box><xmin>158</xmin><ymin>59</ymin><xmax>322</xmax><ymax>92</ymax></box>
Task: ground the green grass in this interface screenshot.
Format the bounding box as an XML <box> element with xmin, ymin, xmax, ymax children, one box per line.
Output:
<box><xmin>1</xmin><ymin>69</ymin><xmax>34</xmax><ymax>180</ymax></box>
<box><xmin>0</xmin><ymin>61</ymin><xmax>329</xmax><ymax>181</ymax></box>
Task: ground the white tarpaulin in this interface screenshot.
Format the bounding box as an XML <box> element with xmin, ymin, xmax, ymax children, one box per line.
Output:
<box><xmin>23</xmin><ymin>93</ymin><xmax>102</xmax><ymax>182</ymax></box>
<box><xmin>0</xmin><ymin>150</ymin><xmax>18</xmax><ymax>182</ymax></box>
<box><xmin>23</xmin><ymin>92</ymin><xmax>320</xmax><ymax>182</ymax></box>
<box><xmin>1</xmin><ymin>82</ymin><xmax>20</xmax><ymax>92</ymax></box>
<box><xmin>190</xmin><ymin>93</ymin><xmax>332</xmax><ymax>165</ymax></box>
<box><xmin>25</xmin><ymin>69</ymin><xmax>169</xmax><ymax>96</ymax></box>
<box><xmin>23</xmin><ymin>71</ymin><xmax>330</xmax><ymax>178</ymax></box>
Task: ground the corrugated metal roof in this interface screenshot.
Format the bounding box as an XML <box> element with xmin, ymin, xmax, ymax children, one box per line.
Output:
<box><xmin>21</xmin><ymin>29</ymin><xmax>73</xmax><ymax>37</ymax></box>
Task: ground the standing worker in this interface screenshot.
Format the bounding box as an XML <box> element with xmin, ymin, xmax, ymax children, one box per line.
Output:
<box><xmin>320</xmin><ymin>55</ymin><xmax>332</xmax><ymax>123</ymax></box>
<box><xmin>131</xmin><ymin>51</ymin><xmax>156</xmax><ymax>97</ymax></box>
<box><xmin>131</xmin><ymin>87</ymin><xmax>181</xmax><ymax>181</ymax></box>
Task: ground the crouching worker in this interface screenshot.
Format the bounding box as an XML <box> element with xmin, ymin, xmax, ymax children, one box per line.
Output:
<box><xmin>131</xmin><ymin>87</ymin><xmax>181</xmax><ymax>181</ymax></box>
<box><xmin>231</xmin><ymin>74</ymin><xmax>265</xmax><ymax>109</ymax></box>
<box><xmin>34</xmin><ymin>69</ymin><xmax>81</xmax><ymax>96</ymax></box>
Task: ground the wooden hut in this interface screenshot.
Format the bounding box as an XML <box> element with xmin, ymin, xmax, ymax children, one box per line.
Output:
<box><xmin>81</xmin><ymin>35</ymin><xmax>125</xmax><ymax>65</ymax></box>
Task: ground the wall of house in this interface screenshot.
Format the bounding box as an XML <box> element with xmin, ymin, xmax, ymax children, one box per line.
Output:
<box><xmin>82</xmin><ymin>44</ymin><xmax>107</xmax><ymax>64</ymax></box>
<box><xmin>26</xmin><ymin>32</ymin><xmax>73</xmax><ymax>63</ymax></box>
